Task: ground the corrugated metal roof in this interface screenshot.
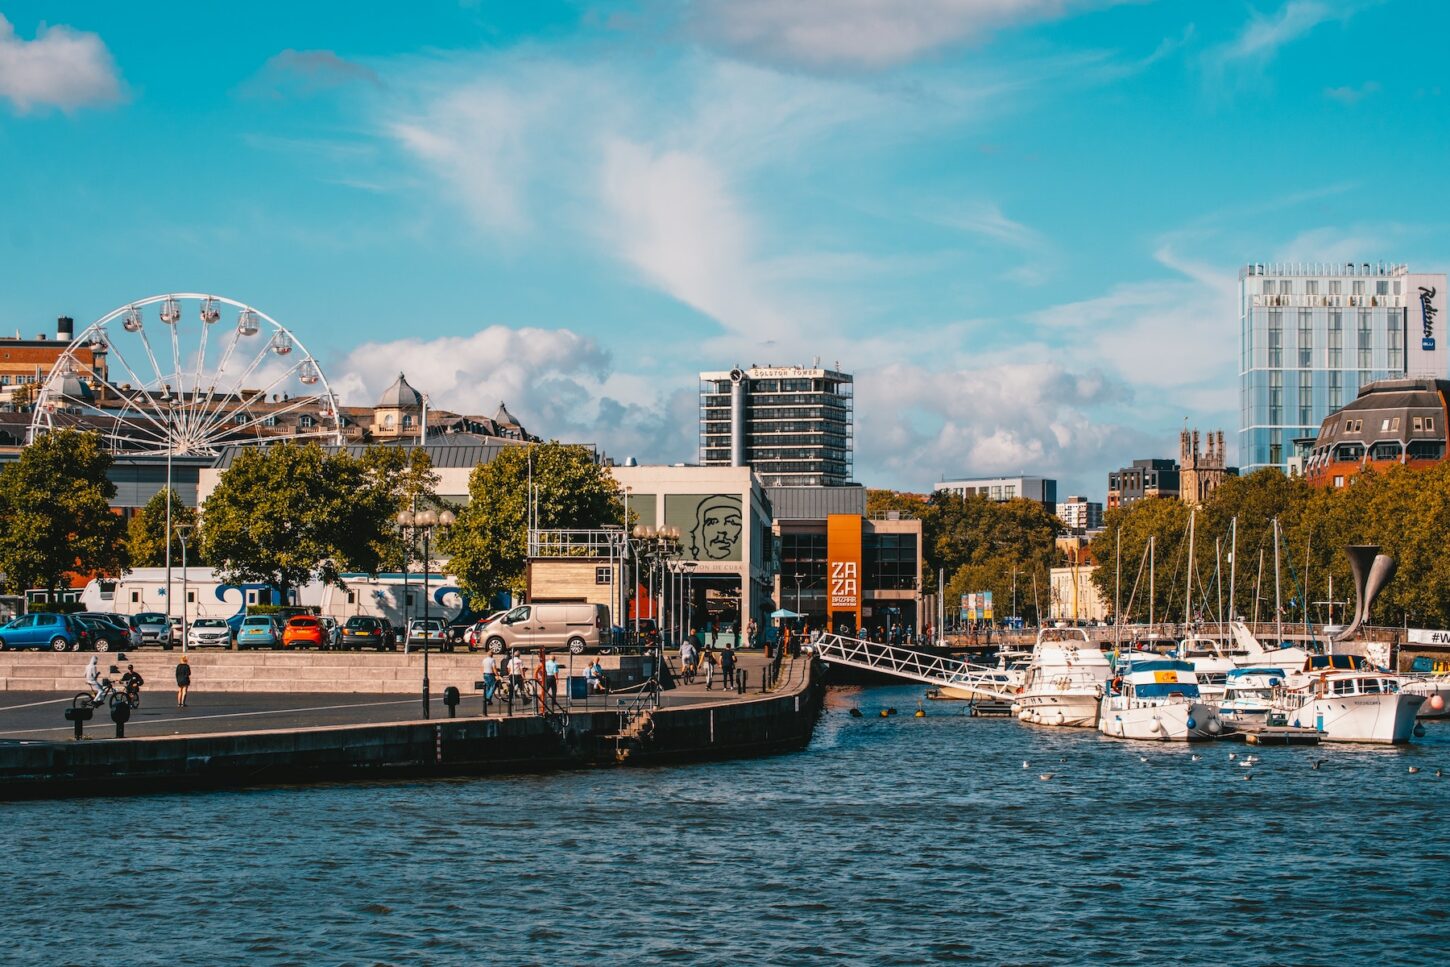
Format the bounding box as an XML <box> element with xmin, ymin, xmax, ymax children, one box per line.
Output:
<box><xmin>767</xmin><ymin>485</ymin><xmax>867</xmax><ymax>520</ymax></box>
<box><xmin>211</xmin><ymin>439</ymin><xmax>525</xmax><ymax>469</ymax></box>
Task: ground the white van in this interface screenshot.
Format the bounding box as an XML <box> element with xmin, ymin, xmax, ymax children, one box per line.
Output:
<box><xmin>480</xmin><ymin>603</ymin><xmax>609</xmax><ymax>654</ymax></box>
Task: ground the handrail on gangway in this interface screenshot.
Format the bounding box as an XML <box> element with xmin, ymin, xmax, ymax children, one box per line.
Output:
<box><xmin>811</xmin><ymin>633</ymin><xmax>1017</xmax><ymax>699</ymax></box>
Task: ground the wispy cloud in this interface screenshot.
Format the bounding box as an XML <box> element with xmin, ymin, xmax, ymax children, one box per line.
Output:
<box><xmin>1324</xmin><ymin>79</ymin><xmax>1380</xmax><ymax>104</ymax></box>
<box><xmin>0</xmin><ymin>14</ymin><xmax>123</xmax><ymax>113</ymax></box>
<box><xmin>685</xmin><ymin>0</ymin><xmax>1137</xmax><ymax>72</ymax></box>
<box><xmin>240</xmin><ymin>49</ymin><xmax>382</xmax><ymax>100</ymax></box>
<box><xmin>934</xmin><ymin>201</ymin><xmax>1045</xmax><ymax>250</ymax></box>
<box><xmin>1212</xmin><ymin>0</ymin><xmax>1337</xmax><ymax>65</ymax></box>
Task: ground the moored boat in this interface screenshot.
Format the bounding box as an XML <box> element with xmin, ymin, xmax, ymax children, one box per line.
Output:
<box><xmin>1218</xmin><ymin>666</ymin><xmax>1288</xmax><ymax>726</ymax></box>
<box><xmin>1099</xmin><ymin>658</ymin><xmax>1221</xmax><ymax>742</ymax></box>
<box><xmin>1012</xmin><ymin>628</ymin><xmax>1111</xmax><ymax>728</ymax></box>
<box><xmin>1275</xmin><ymin>664</ymin><xmax>1426</xmax><ymax>744</ymax></box>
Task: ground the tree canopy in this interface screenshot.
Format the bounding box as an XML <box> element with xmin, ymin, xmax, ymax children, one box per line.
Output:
<box><xmin>125</xmin><ymin>487</ymin><xmax>200</xmax><ymax>569</ymax></box>
<box><xmin>199</xmin><ymin>442</ymin><xmax>401</xmax><ymax>596</ymax></box>
<box><xmin>1089</xmin><ymin>464</ymin><xmax>1450</xmax><ymax>628</ymax></box>
<box><xmin>0</xmin><ymin>430</ymin><xmax>127</xmax><ymax>594</ymax></box>
<box><xmin>445</xmin><ymin>442</ymin><xmax>620</xmax><ymax>598</ymax></box>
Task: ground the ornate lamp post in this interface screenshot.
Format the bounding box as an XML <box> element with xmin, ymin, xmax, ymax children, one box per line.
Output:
<box><xmin>397</xmin><ymin>507</ymin><xmax>455</xmax><ymax>719</ymax></box>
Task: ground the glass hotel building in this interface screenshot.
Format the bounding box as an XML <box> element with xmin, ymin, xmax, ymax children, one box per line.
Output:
<box><xmin>1239</xmin><ymin>262</ymin><xmax>1447</xmax><ymax>472</ymax></box>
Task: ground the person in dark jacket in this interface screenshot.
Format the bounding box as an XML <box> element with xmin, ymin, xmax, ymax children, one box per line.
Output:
<box><xmin>175</xmin><ymin>655</ymin><xmax>191</xmax><ymax>708</ymax></box>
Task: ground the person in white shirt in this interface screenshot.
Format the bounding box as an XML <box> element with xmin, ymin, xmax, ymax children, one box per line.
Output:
<box><xmin>481</xmin><ymin>653</ymin><xmax>499</xmax><ymax>702</ymax></box>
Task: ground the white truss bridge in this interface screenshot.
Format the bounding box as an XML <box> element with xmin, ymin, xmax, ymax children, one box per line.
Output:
<box><xmin>811</xmin><ymin>633</ymin><xmax>1018</xmax><ymax>701</ymax></box>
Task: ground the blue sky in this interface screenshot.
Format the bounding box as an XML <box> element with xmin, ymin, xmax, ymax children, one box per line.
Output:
<box><xmin>2</xmin><ymin>0</ymin><xmax>1448</xmax><ymax>497</ymax></box>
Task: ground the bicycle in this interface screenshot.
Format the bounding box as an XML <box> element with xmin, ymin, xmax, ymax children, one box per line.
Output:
<box><xmin>491</xmin><ymin>677</ymin><xmax>539</xmax><ymax>706</ymax></box>
<box><xmin>74</xmin><ymin>678</ymin><xmax>134</xmax><ymax>712</ymax></box>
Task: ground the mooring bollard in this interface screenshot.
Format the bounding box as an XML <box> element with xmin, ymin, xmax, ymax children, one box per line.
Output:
<box><xmin>111</xmin><ymin>701</ymin><xmax>131</xmax><ymax>738</ymax></box>
<box><xmin>64</xmin><ymin>705</ymin><xmax>93</xmax><ymax>740</ymax></box>
<box><xmin>737</xmin><ymin>669</ymin><xmax>748</xmax><ymax>695</ymax></box>
<box><xmin>443</xmin><ymin>686</ymin><xmax>460</xmax><ymax>718</ymax></box>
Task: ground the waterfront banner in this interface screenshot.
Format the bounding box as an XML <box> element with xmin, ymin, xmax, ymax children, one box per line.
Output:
<box><xmin>827</xmin><ymin>513</ymin><xmax>862</xmax><ymax>632</ymax></box>
<box><xmin>1408</xmin><ymin>628</ymin><xmax>1450</xmax><ymax>646</ymax></box>
<box><xmin>664</xmin><ymin>494</ymin><xmax>743</xmax><ymax>562</ymax></box>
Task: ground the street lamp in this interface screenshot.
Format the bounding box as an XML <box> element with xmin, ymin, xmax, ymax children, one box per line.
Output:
<box><xmin>398</xmin><ymin>507</ymin><xmax>455</xmax><ymax>719</ymax></box>
<box><xmin>175</xmin><ymin>524</ymin><xmax>193</xmax><ymax>652</ymax></box>
<box><xmin>160</xmin><ymin>391</ymin><xmax>181</xmax><ymax>632</ymax></box>
<box><xmin>793</xmin><ymin>572</ymin><xmax>804</xmax><ymax>625</ymax></box>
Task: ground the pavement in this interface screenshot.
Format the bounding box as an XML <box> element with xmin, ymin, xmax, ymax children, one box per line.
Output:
<box><xmin>0</xmin><ymin>652</ymin><xmax>800</xmax><ymax>742</ymax></box>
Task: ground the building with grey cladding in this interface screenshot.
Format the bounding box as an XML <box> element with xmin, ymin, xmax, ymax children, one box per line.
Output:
<box><xmin>699</xmin><ymin>365</ymin><xmax>854</xmax><ymax>487</ymax></box>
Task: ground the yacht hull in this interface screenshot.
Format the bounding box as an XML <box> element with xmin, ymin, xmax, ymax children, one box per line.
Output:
<box><xmin>1099</xmin><ymin>700</ymin><xmax>1220</xmax><ymax>742</ymax></box>
<box><xmin>1283</xmin><ymin>693</ymin><xmax>1426</xmax><ymax>744</ymax></box>
<box><xmin>1012</xmin><ymin>692</ymin><xmax>1101</xmax><ymax>728</ymax></box>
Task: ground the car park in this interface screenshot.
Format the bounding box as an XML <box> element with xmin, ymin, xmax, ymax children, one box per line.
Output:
<box><xmin>77</xmin><ymin>612</ymin><xmax>144</xmax><ymax>649</ymax></box>
<box><xmin>318</xmin><ymin>616</ymin><xmax>342</xmax><ymax>649</ymax></box>
<box><xmin>281</xmin><ymin>615</ymin><xmax>326</xmax><ymax>649</ymax></box>
<box><xmin>237</xmin><ymin>615</ymin><xmax>282</xmax><ymax>649</ymax></box>
<box><xmin>340</xmin><ymin>615</ymin><xmax>395</xmax><ymax>650</ymax></box>
<box><xmin>0</xmin><ymin>612</ymin><xmax>91</xmax><ymax>652</ymax></box>
<box><xmin>133</xmin><ymin>612</ymin><xmax>172</xmax><ymax>646</ymax></box>
<box><xmin>74</xmin><ymin>615</ymin><xmax>126</xmax><ymax>652</ymax></box>
<box><xmin>187</xmin><ymin>617</ymin><xmax>233</xmax><ymax>648</ymax></box>
<box><xmin>405</xmin><ymin>617</ymin><xmax>448</xmax><ymax>653</ymax></box>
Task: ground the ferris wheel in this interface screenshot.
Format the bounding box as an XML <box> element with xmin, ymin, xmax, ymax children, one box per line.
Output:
<box><xmin>28</xmin><ymin>293</ymin><xmax>345</xmax><ymax>456</ymax></box>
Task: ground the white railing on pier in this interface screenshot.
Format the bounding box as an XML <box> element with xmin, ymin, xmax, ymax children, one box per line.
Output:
<box><xmin>812</xmin><ymin>634</ymin><xmax>1016</xmax><ymax>700</ymax></box>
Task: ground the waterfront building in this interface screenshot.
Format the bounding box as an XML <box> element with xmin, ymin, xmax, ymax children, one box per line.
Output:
<box><xmin>698</xmin><ymin>365</ymin><xmax>854</xmax><ymax>487</ymax></box>
<box><xmin>935</xmin><ymin>475</ymin><xmax>1057</xmax><ymax>510</ymax></box>
<box><xmin>0</xmin><ymin>317</ymin><xmax>104</xmax><ymax>406</ymax></box>
<box><xmin>1056</xmin><ymin>495</ymin><xmax>1103</xmax><ymax>532</ymax></box>
<box><xmin>1239</xmin><ymin>262</ymin><xmax>1448</xmax><ymax>473</ymax></box>
<box><xmin>1301</xmin><ymin>377</ymin><xmax>1450</xmax><ymax>487</ymax></box>
<box><xmin>611</xmin><ymin>464</ymin><xmax>773</xmax><ymax>640</ymax></box>
<box><xmin>770</xmin><ymin>485</ymin><xmax>923</xmax><ymax>636</ymax></box>
<box><xmin>1179</xmin><ymin>429</ymin><xmax>1237</xmax><ymax>506</ymax></box>
<box><xmin>1106</xmin><ymin>459</ymin><xmax>1179</xmax><ymax>508</ymax></box>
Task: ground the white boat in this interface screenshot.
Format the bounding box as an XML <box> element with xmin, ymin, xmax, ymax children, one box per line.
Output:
<box><xmin>1275</xmin><ymin>661</ymin><xmax>1426</xmax><ymax>744</ymax></box>
<box><xmin>936</xmin><ymin>647</ymin><xmax>1031</xmax><ymax>700</ymax></box>
<box><xmin>1399</xmin><ymin>675</ymin><xmax>1450</xmax><ymax>719</ymax></box>
<box><xmin>1012</xmin><ymin>627</ymin><xmax>1111</xmax><ymax>728</ymax></box>
<box><xmin>1099</xmin><ymin>658</ymin><xmax>1221</xmax><ymax>742</ymax></box>
<box><xmin>1176</xmin><ymin>634</ymin><xmax>1251</xmax><ymax>703</ymax></box>
<box><xmin>1218</xmin><ymin>666</ymin><xmax>1287</xmax><ymax>726</ymax></box>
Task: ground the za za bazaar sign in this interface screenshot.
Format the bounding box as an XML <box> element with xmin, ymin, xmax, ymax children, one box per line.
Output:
<box><xmin>830</xmin><ymin>560</ymin><xmax>858</xmax><ymax>608</ymax></box>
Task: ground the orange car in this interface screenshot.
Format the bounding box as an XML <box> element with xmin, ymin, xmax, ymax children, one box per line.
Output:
<box><xmin>281</xmin><ymin>615</ymin><xmax>326</xmax><ymax>649</ymax></box>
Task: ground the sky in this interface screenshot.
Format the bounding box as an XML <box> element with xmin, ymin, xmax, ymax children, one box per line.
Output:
<box><xmin>2</xmin><ymin>0</ymin><xmax>1448</xmax><ymax>498</ymax></box>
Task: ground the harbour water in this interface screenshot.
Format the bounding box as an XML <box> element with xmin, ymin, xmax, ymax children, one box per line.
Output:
<box><xmin>6</xmin><ymin>682</ymin><xmax>1449</xmax><ymax>965</ymax></box>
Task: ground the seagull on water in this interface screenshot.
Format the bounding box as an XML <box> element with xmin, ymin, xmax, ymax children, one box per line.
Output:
<box><xmin>1312</xmin><ymin>759</ymin><xmax>1327</xmax><ymax>770</ymax></box>
<box><xmin>1228</xmin><ymin>752</ymin><xmax>1237</xmax><ymax>760</ymax></box>
<box><xmin>1022</xmin><ymin>760</ymin><xmax>1030</xmax><ymax>769</ymax></box>
<box><xmin>1409</xmin><ymin>766</ymin><xmax>1422</xmax><ymax>774</ymax></box>
<box><xmin>1190</xmin><ymin>754</ymin><xmax>1203</xmax><ymax>761</ymax></box>
<box><xmin>1039</xmin><ymin>773</ymin><xmax>1055</xmax><ymax>781</ymax></box>
<box><xmin>1138</xmin><ymin>755</ymin><xmax>1149</xmax><ymax>763</ymax></box>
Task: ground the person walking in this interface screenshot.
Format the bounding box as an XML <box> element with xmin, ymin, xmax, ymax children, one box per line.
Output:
<box><xmin>543</xmin><ymin>653</ymin><xmax>560</xmax><ymax>702</ymax></box>
<box><xmin>481</xmin><ymin>651</ymin><xmax>499</xmax><ymax>702</ymax></box>
<box><xmin>746</xmin><ymin>618</ymin><xmax>757</xmax><ymax>649</ymax></box>
<box><xmin>702</xmin><ymin>646</ymin><xmax>716</xmax><ymax>690</ymax></box>
<box><xmin>175</xmin><ymin>654</ymin><xmax>191</xmax><ymax>708</ymax></box>
<box><xmin>720</xmin><ymin>644</ymin><xmax>736</xmax><ymax>690</ymax></box>
<box><xmin>508</xmin><ymin>652</ymin><xmax>525</xmax><ymax>702</ymax></box>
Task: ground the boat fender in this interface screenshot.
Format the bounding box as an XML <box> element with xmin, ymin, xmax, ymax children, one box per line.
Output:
<box><xmin>1431</xmin><ymin>695</ymin><xmax>1446</xmax><ymax>712</ymax></box>
<box><xmin>1207</xmin><ymin>718</ymin><xmax>1222</xmax><ymax>734</ymax></box>
<box><xmin>1149</xmin><ymin>718</ymin><xmax>1161</xmax><ymax>733</ymax></box>
<box><xmin>1414</xmin><ymin>724</ymin><xmax>1427</xmax><ymax>738</ymax></box>
<box><xmin>1185</xmin><ymin>716</ymin><xmax>1197</xmax><ymax>730</ymax></box>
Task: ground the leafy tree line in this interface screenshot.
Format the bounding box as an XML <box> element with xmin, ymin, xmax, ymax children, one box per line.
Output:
<box><xmin>1089</xmin><ymin>465</ymin><xmax>1450</xmax><ymax>629</ymax></box>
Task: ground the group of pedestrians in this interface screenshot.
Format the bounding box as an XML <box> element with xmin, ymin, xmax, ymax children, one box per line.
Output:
<box><xmin>678</xmin><ymin>639</ymin><xmax>737</xmax><ymax>690</ymax></box>
<box><xmin>84</xmin><ymin>654</ymin><xmax>191</xmax><ymax>708</ymax></box>
<box><xmin>479</xmin><ymin>649</ymin><xmax>613</xmax><ymax>706</ymax></box>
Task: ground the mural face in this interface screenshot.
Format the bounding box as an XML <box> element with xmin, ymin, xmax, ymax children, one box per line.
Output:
<box><xmin>665</xmin><ymin>494</ymin><xmax>744</xmax><ymax>562</ymax></box>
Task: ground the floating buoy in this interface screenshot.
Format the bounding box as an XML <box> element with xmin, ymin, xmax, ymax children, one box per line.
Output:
<box><xmin>1414</xmin><ymin>724</ymin><xmax>1427</xmax><ymax>738</ymax></box>
<box><xmin>848</xmin><ymin>708</ymin><xmax>863</xmax><ymax>718</ymax></box>
<box><xmin>914</xmin><ymin>709</ymin><xmax>925</xmax><ymax>718</ymax></box>
<box><xmin>880</xmin><ymin>709</ymin><xmax>890</xmax><ymax>718</ymax></box>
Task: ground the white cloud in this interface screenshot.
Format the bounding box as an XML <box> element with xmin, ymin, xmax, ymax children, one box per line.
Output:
<box><xmin>686</xmin><ymin>0</ymin><xmax>1131</xmax><ymax>71</ymax></box>
<box><xmin>935</xmin><ymin>201</ymin><xmax>1044</xmax><ymax>250</ymax></box>
<box><xmin>1324</xmin><ymin>80</ymin><xmax>1380</xmax><ymax>105</ymax></box>
<box><xmin>1213</xmin><ymin>1</ymin><xmax>1334</xmax><ymax>65</ymax></box>
<box><xmin>330</xmin><ymin>325</ymin><xmax>695</xmax><ymax>463</ymax></box>
<box><xmin>0</xmin><ymin>14</ymin><xmax>123</xmax><ymax>112</ymax></box>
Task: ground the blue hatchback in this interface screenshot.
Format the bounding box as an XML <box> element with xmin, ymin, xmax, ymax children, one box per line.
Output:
<box><xmin>236</xmin><ymin>615</ymin><xmax>281</xmax><ymax>649</ymax></box>
<box><xmin>0</xmin><ymin>613</ymin><xmax>90</xmax><ymax>652</ymax></box>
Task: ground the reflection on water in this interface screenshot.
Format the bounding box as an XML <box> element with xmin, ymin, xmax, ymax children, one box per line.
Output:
<box><xmin>4</xmin><ymin>683</ymin><xmax>1448</xmax><ymax>964</ymax></box>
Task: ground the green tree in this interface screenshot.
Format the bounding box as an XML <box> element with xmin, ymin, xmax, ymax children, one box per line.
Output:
<box><xmin>1089</xmin><ymin>497</ymin><xmax>1192</xmax><ymax>624</ymax></box>
<box><xmin>124</xmin><ymin>488</ymin><xmax>200</xmax><ymax>568</ymax></box>
<box><xmin>0</xmin><ymin>430</ymin><xmax>127</xmax><ymax>594</ymax></box>
<box><xmin>924</xmin><ymin>492</ymin><xmax>1061</xmax><ymax>623</ymax></box>
<box><xmin>199</xmin><ymin>442</ymin><xmax>399</xmax><ymax>598</ymax></box>
<box><xmin>445</xmin><ymin>442</ymin><xmax>620</xmax><ymax>598</ymax></box>
<box><xmin>865</xmin><ymin>488</ymin><xmax>928</xmax><ymax>518</ymax></box>
<box><xmin>359</xmin><ymin>446</ymin><xmax>441</xmax><ymax>571</ymax></box>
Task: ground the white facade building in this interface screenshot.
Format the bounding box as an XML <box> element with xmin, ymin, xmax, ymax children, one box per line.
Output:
<box><xmin>1056</xmin><ymin>496</ymin><xmax>1103</xmax><ymax>531</ymax></box>
<box><xmin>935</xmin><ymin>475</ymin><xmax>1057</xmax><ymax>509</ymax></box>
<box><xmin>1240</xmin><ymin>262</ymin><xmax>1448</xmax><ymax>472</ymax></box>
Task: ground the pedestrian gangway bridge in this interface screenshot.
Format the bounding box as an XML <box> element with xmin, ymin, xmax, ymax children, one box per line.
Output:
<box><xmin>811</xmin><ymin>634</ymin><xmax>1018</xmax><ymax>701</ymax></box>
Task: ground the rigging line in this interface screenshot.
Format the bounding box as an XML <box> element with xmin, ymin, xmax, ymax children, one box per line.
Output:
<box><xmin>1122</xmin><ymin>536</ymin><xmax>1150</xmax><ymax>625</ymax></box>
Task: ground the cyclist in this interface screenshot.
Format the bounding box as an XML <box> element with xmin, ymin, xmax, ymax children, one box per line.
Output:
<box><xmin>121</xmin><ymin>664</ymin><xmax>144</xmax><ymax>706</ymax></box>
<box><xmin>85</xmin><ymin>655</ymin><xmax>102</xmax><ymax>701</ymax></box>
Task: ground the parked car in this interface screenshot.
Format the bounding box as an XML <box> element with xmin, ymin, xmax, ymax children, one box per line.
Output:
<box><xmin>187</xmin><ymin>617</ymin><xmax>233</xmax><ymax>648</ymax></box>
<box><xmin>236</xmin><ymin>614</ymin><xmax>282</xmax><ymax>649</ymax></box>
<box><xmin>405</xmin><ymin>617</ymin><xmax>448</xmax><ymax>653</ymax></box>
<box><xmin>479</xmin><ymin>603</ymin><xmax>609</xmax><ymax>655</ymax></box>
<box><xmin>0</xmin><ymin>612</ymin><xmax>91</xmax><ymax>652</ymax></box>
<box><xmin>133</xmin><ymin>612</ymin><xmax>173</xmax><ymax>647</ymax></box>
<box><xmin>74</xmin><ymin>615</ymin><xmax>126</xmax><ymax>652</ymax></box>
<box><xmin>281</xmin><ymin>615</ymin><xmax>326</xmax><ymax>649</ymax></box>
<box><xmin>77</xmin><ymin>612</ymin><xmax>144</xmax><ymax>649</ymax></box>
<box><xmin>464</xmin><ymin>611</ymin><xmax>508</xmax><ymax>651</ymax></box>
<box><xmin>318</xmin><ymin>616</ymin><xmax>342</xmax><ymax>649</ymax></box>
<box><xmin>340</xmin><ymin>615</ymin><xmax>395</xmax><ymax>651</ymax></box>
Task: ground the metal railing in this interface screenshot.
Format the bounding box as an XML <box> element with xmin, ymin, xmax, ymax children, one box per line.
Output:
<box><xmin>527</xmin><ymin>528</ymin><xmax>626</xmax><ymax>558</ymax></box>
<box><xmin>812</xmin><ymin>633</ymin><xmax>1016</xmax><ymax>699</ymax></box>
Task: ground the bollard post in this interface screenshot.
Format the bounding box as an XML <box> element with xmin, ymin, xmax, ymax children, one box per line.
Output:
<box><xmin>443</xmin><ymin>686</ymin><xmax>460</xmax><ymax>718</ymax></box>
<box><xmin>737</xmin><ymin>669</ymin><xmax>747</xmax><ymax>695</ymax></box>
<box><xmin>110</xmin><ymin>701</ymin><xmax>131</xmax><ymax>738</ymax></box>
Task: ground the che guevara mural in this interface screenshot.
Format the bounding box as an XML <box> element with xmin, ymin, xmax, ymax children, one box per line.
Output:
<box><xmin>664</xmin><ymin>494</ymin><xmax>744</xmax><ymax>562</ymax></box>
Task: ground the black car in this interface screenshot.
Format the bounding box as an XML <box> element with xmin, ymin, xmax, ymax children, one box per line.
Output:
<box><xmin>340</xmin><ymin>615</ymin><xmax>396</xmax><ymax>651</ymax></box>
<box><xmin>74</xmin><ymin>614</ymin><xmax>129</xmax><ymax>652</ymax></box>
<box><xmin>76</xmin><ymin>612</ymin><xmax>141</xmax><ymax>650</ymax></box>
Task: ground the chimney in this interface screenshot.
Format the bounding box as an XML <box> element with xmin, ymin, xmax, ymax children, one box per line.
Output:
<box><xmin>57</xmin><ymin>316</ymin><xmax>74</xmax><ymax>343</ymax></box>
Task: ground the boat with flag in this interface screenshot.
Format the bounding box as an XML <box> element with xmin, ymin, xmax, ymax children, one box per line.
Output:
<box><xmin>1098</xmin><ymin>658</ymin><xmax>1222</xmax><ymax>742</ymax></box>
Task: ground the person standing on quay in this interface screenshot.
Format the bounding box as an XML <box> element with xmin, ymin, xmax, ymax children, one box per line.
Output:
<box><xmin>481</xmin><ymin>651</ymin><xmax>498</xmax><ymax>703</ymax></box>
<box><xmin>543</xmin><ymin>653</ymin><xmax>560</xmax><ymax>702</ymax></box>
<box><xmin>509</xmin><ymin>651</ymin><xmax>525</xmax><ymax>698</ymax></box>
<box><xmin>720</xmin><ymin>643</ymin><xmax>736</xmax><ymax>690</ymax></box>
<box><xmin>746</xmin><ymin>618</ymin><xmax>757</xmax><ymax>649</ymax></box>
<box><xmin>702</xmin><ymin>646</ymin><xmax>716</xmax><ymax>690</ymax></box>
<box><xmin>175</xmin><ymin>654</ymin><xmax>191</xmax><ymax>708</ymax></box>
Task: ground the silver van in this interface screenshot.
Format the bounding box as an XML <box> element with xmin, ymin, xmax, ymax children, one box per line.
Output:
<box><xmin>480</xmin><ymin>603</ymin><xmax>609</xmax><ymax>655</ymax></box>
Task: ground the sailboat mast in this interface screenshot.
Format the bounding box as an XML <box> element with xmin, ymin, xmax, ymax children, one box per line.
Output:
<box><xmin>1228</xmin><ymin>517</ymin><xmax>1238</xmax><ymax>626</ymax></box>
<box><xmin>1273</xmin><ymin>517</ymin><xmax>1283</xmax><ymax>646</ymax></box>
<box><xmin>1185</xmin><ymin>510</ymin><xmax>1196</xmax><ymax>628</ymax></box>
<box><xmin>1114</xmin><ymin>528</ymin><xmax>1122</xmax><ymax>652</ymax></box>
<box><xmin>1215</xmin><ymin>536</ymin><xmax>1223</xmax><ymax>628</ymax></box>
<box><xmin>1149</xmin><ymin>535</ymin><xmax>1156</xmax><ymax>630</ymax></box>
<box><xmin>1253</xmin><ymin>546</ymin><xmax>1264</xmax><ymax>626</ymax></box>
